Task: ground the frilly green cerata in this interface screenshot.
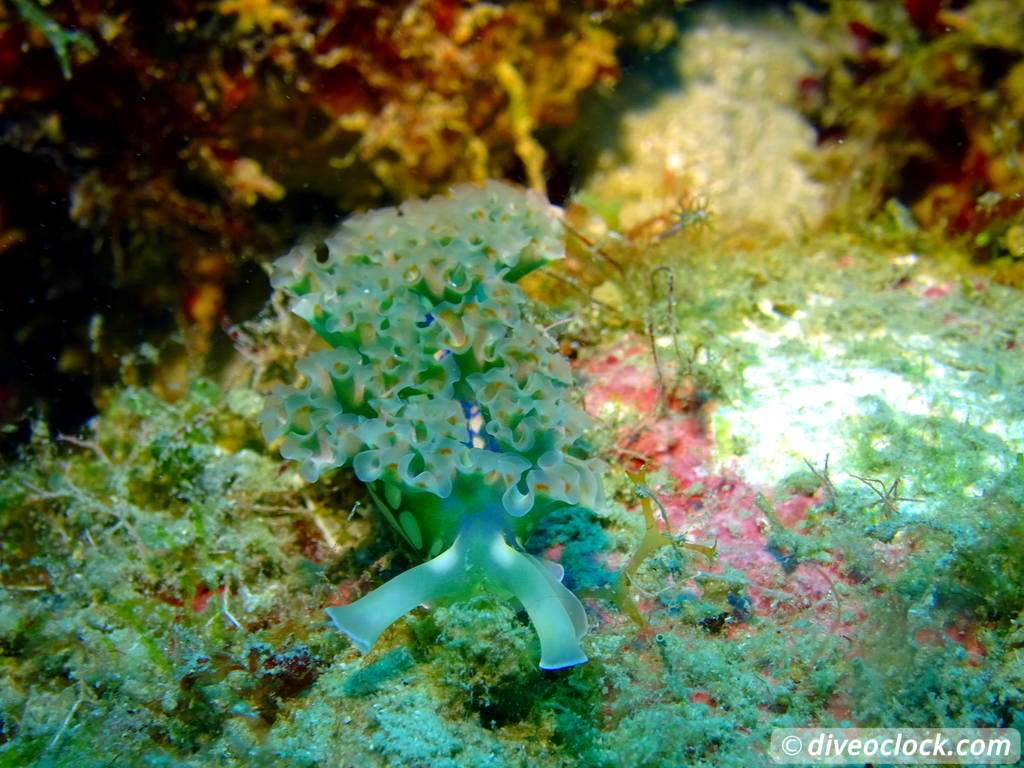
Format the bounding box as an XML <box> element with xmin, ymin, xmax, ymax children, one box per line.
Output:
<box><xmin>261</xmin><ymin>181</ymin><xmax>602</xmax><ymax>669</ymax></box>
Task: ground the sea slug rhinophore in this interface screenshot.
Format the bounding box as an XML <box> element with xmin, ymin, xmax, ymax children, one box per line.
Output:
<box><xmin>260</xmin><ymin>181</ymin><xmax>603</xmax><ymax>669</ymax></box>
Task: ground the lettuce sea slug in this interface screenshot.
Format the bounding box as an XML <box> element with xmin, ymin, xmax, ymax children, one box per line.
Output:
<box><xmin>260</xmin><ymin>181</ymin><xmax>603</xmax><ymax>669</ymax></box>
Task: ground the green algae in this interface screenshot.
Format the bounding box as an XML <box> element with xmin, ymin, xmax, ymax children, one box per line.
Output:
<box><xmin>341</xmin><ymin>647</ymin><xmax>414</xmax><ymax>698</ymax></box>
<box><xmin>559</xmin><ymin>100</ymin><xmax>1024</xmax><ymax>758</ymax></box>
<box><xmin>9</xmin><ymin>0</ymin><xmax>96</xmax><ymax>79</ymax></box>
<box><xmin>0</xmin><ymin>381</ymin><xmax>344</xmax><ymax>765</ymax></box>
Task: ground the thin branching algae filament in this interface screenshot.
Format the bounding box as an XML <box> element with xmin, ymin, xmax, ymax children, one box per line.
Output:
<box><xmin>261</xmin><ymin>181</ymin><xmax>602</xmax><ymax>669</ymax></box>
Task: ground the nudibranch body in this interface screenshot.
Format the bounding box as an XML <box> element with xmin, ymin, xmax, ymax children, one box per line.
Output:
<box><xmin>261</xmin><ymin>181</ymin><xmax>602</xmax><ymax>669</ymax></box>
